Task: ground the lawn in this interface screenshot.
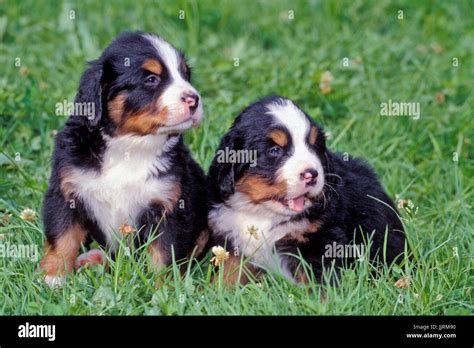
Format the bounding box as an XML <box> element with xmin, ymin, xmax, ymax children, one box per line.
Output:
<box><xmin>0</xmin><ymin>0</ymin><xmax>472</xmax><ymax>315</ymax></box>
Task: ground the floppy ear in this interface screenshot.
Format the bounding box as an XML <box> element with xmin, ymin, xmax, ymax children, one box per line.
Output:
<box><xmin>209</xmin><ymin>130</ymin><xmax>244</xmax><ymax>200</ymax></box>
<box><xmin>74</xmin><ymin>60</ymin><xmax>103</xmax><ymax>131</ymax></box>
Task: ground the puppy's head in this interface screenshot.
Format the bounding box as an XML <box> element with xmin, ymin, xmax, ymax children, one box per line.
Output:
<box><xmin>209</xmin><ymin>96</ymin><xmax>327</xmax><ymax>216</ymax></box>
<box><xmin>73</xmin><ymin>31</ymin><xmax>203</xmax><ymax>135</ymax></box>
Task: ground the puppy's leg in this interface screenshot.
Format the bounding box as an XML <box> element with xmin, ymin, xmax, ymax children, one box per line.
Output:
<box><xmin>138</xmin><ymin>199</ymin><xmax>208</xmax><ymax>287</ymax></box>
<box><xmin>189</xmin><ymin>228</ymin><xmax>209</xmax><ymax>258</ymax></box>
<box><xmin>41</xmin><ymin>179</ymin><xmax>87</xmax><ymax>287</ymax></box>
<box><xmin>40</xmin><ymin>224</ymin><xmax>86</xmax><ymax>287</ymax></box>
<box><xmin>136</xmin><ymin>205</ymin><xmax>180</xmax><ymax>286</ymax></box>
<box><xmin>75</xmin><ymin>249</ymin><xmax>107</xmax><ymax>270</ymax></box>
<box><xmin>213</xmin><ymin>254</ymin><xmax>260</xmax><ymax>286</ymax></box>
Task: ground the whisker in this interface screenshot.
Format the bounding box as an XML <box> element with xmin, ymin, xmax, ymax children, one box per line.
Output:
<box><xmin>325</xmin><ymin>173</ymin><xmax>343</xmax><ymax>182</ymax></box>
<box><xmin>324</xmin><ymin>182</ymin><xmax>340</xmax><ymax>198</ymax></box>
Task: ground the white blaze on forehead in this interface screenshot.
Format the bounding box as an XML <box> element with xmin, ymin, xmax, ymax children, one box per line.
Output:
<box><xmin>142</xmin><ymin>33</ymin><xmax>202</xmax><ymax>125</ymax></box>
<box><xmin>266</xmin><ymin>98</ymin><xmax>325</xmax><ymax>198</ymax></box>
<box><xmin>266</xmin><ymin>99</ymin><xmax>310</xmax><ymax>142</ymax></box>
<box><xmin>143</xmin><ymin>33</ymin><xmax>183</xmax><ymax>81</ymax></box>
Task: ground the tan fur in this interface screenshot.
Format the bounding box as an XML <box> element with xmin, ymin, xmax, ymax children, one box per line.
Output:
<box><xmin>59</xmin><ymin>167</ymin><xmax>76</xmax><ymax>200</ymax></box>
<box><xmin>40</xmin><ymin>224</ymin><xmax>87</xmax><ymax>276</ymax></box>
<box><xmin>190</xmin><ymin>229</ymin><xmax>209</xmax><ymax>257</ymax></box>
<box><xmin>149</xmin><ymin>182</ymin><xmax>181</xmax><ymax>215</ymax></box>
<box><xmin>107</xmin><ymin>93</ymin><xmax>169</xmax><ymax>135</ymax></box>
<box><xmin>269</xmin><ymin>129</ymin><xmax>288</xmax><ymax>147</ymax></box>
<box><xmin>148</xmin><ymin>241</ymin><xmax>167</xmax><ymax>272</ymax></box>
<box><xmin>295</xmin><ymin>268</ymin><xmax>310</xmax><ymax>284</ymax></box>
<box><xmin>235</xmin><ymin>174</ymin><xmax>287</xmax><ymax>203</ymax></box>
<box><xmin>216</xmin><ymin>255</ymin><xmax>260</xmax><ymax>286</ymax></box>
<box><xmin>309</xmin><ymin>126</ymin><xmax>318</xmax><ymax>145</ymax></box>
<box><xmin>148</xmin><ymin>241</ymin><xmax>170</xmax><ymax>289</ymax></box>
<box><xmin>180</xmin><ymin>60</ymin><xmax>189</xmax><ymax>76</ymax></box>
<box><xmin>107</xmin><ymin>93</ymin><xmax>127</xmax><ymax>126</ymax></box>
<box><xmin>279</xmin><ymin>221</ymin><xmax>321</xmax><ymax>244</ymax></box>
<box><xmin>142</xmin><ymin>59</ymin><xmax>163</xmax><ymax>75</ymax></box>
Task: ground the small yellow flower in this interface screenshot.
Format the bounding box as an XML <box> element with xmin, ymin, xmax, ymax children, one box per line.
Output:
<box><xmin>435</xmin><ymin>92</ymin><xmax>445</xmax><ymax>104</ymax></box>
<box><xmin>319</xmin><ymin>71</ymin><xmax>334</xmax><ymax>95</ymax></box>
<box><xmin>210</xmin><ymin>245</ymin><xmax>229</xmax><ymax>267</ymax></box>
<box><xmin>319</xmin><ymin>83</ymin><xmax>332</xmax><ymax>95</ymax></box>
<box><xmin>247</xmin><ymin>225</ymin><xmax>260</xmax><ymax>240</ymax></box>
<box><xmin>119</xmin><ymin>223</ymin><xmax>136</xmax><ymax>235</ymax></box>
<box><xmin>397</xmin><ymin>199</ymin><xmax>414</xmax><ymax>210</ymax></box>
<box><xmin>320</xmin><ymin>71</ymin><xmax>334</xmax><ymax>84</ymax></box>
<box><xmin>353</xmin><ymin>56</ymin><xmax>363</xmax><ymax>65</ymax></box>
<box><xmin>20</xmin><ymin>208</ymin><xmax>36</xmax><ymax>222</ymax></box>
<box><xmin>394</xmin><ymin>276</ymin><xmax>411</xmax><ymax>289</ymax></box>
<box><xmin>436</xmin><ymin>294</ymin><xmax>443</xmax><ymax>301</ymax></box>
<box><xmin>0</xmin><ymin>213</ymin><xmax>11</xmax><ymax>226</ymax></box>
<box><xmin>19</xmin><ymin>67</ymin><xmax>29</xmax><ymax>76</ymax></box>
<box><xmin>431</xmin><ymin>42</ymin><xmax>443</xmax><ymax>55</ymax></box>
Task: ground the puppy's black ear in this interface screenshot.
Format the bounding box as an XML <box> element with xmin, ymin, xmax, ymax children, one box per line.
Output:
<box><xmin>209</xmin><ymin>130</ymin><xmax>244</xmax><ymax>200</ymax></box>
<box><xmin>74</xmin><ymin>60</ymin><xmax>103</xmax><ymax>131</ymax></box>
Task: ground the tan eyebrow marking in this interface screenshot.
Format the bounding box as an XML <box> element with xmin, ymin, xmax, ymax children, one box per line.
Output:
<box><xmin>268</xmin><ymin>129</ymin><xmax>288</xmax><ymax>147</ymax></box>
<box><xmin>141</xmin><ymin>59</ymin><xmax>163</xmax><ymax>75</ymax></box>
<box><xmin>180</xmin><ymin>59</ymin><xmax>189</xmax><ymax>74</ymax></box>
<box><xmin>309</xmin><ymin>126</ymin><xmax>318</xmax><ymax>145</ymax></box>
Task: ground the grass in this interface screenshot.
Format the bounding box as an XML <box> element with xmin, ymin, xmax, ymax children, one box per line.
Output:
<box><xmin>0</xmin><ymin>0</ymin><xmax>473</xmax><ymax>315</ymax></box>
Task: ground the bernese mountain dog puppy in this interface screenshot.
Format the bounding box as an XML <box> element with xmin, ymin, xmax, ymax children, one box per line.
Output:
<box><xmin>40</xmin><ymin>31</ymin><xmax>208</xmax><ymax>287</ymax></box>
<box><xmin>207</xmin><ymin>96</ymin><xmax>406</xmax><ymax>284</ymax></box>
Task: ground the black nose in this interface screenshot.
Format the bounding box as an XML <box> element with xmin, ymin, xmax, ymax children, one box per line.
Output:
<box><xmin>300</xmin><ymin>168</ymin><xmax>318</xmax><ymax>186</ymax></box>
<box><xmin>181</xmin><ymin>93</ymin><xmax>199</xmax><ymax>113</ymax></box>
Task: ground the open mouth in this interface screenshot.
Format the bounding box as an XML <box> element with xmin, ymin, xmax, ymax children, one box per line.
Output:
<box><xmin>275</xmin><ymin>194</ymin><xmax>309</xmax><ymax>213</ymax></box>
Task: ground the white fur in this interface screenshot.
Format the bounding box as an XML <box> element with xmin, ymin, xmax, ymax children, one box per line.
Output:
<box><xmin>66</xmin><ymin>134</ymin><xmax>178</xmax><ymax>251</ymax></box>
<box><xmin>209</xmin><ymin>98</ymin><xmax>324</xmax><ymax>281</ymax></box>
<box><xmin>267</xmin><ymin>99</ymin><xmax>325</xmax><ymax>199</ymax></box>
<box><xmin>209</xmin><ymin>192</ymin><xmax>314</xmax><ymax>281</ymax></box>
<box><xmin>44</xmin><ymin>275</ymin><xmax>65</xmax><ymax>288</ymax></box>
<box><xmin>143</xmin><ymin>34</ymin><xmax>203</xmax><ymax>128</ymax></box>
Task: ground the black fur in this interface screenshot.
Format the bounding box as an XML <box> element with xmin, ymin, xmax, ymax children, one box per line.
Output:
<box><xmin>207</xmin><ymin>96</ymin><xmax>406</xmax><ymax>282</ymax></box>
<box><xmin>42</xmin><ymin>31</ymin><xmax>207</xmax><ymax>271</ymax></box>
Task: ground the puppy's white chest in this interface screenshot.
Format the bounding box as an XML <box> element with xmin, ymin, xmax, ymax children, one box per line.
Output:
<box><xmin>210</xmin><ymin>202</ymin><xmax>290</xmax><ymax>275</ymax></box>
<box><xmin>67</xmin><ymin>134</ymin><xmax>178</xmax><ymax>249</ymax></box>
<box><xmin>210</xmin><ymin>194</ymin><xmax>316</xmax><ymax>281</ymax></box>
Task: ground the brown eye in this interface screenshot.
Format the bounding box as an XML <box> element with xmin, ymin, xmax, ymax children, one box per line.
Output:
<box><xmin>269</xmin><ymin>145</ymin><xmax>282</xmax><ymax>156</ymax></box>
<box><xmin>144</xmin><ymin>74</ymin><xmax>160</xmax><ymax>86</ymax></box>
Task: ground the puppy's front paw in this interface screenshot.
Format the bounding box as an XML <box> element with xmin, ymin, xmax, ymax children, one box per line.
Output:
<box><xmin>44</xmin><ymin>275</ymin><xmax>65</xmax><ymax>289</ymax></box>
<box><xmin>74</xmin><ymin>249</ymin><xmax>107</xmax><ymax>270</ymax></box>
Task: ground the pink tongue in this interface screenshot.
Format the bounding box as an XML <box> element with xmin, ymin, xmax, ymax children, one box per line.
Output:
<box><xmin>288</xmin><ymin>196</ymin><xmax>306</xmax><ymax>212</ymax></box>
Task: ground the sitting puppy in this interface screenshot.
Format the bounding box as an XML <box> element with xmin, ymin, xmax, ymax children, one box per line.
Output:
<box><xmin>41</xmin><ymin>31</ymin><xmax>208</xmax><ymax>287</ymax></box>
<box><xmin>207</xmin><ymin>96</ymin><xmax>406</xmax><ymax>284</ymax></box>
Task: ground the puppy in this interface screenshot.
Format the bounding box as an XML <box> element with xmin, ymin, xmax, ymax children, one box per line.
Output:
<box><xmin>207</xmin><ymin>96</ymin><xmax>406</xmax><ymax>284</ymax></box>
<box><xmin>40</xmin><ymin>31</ymin><xmax>208</xmax><ymax>287</ymax></box>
